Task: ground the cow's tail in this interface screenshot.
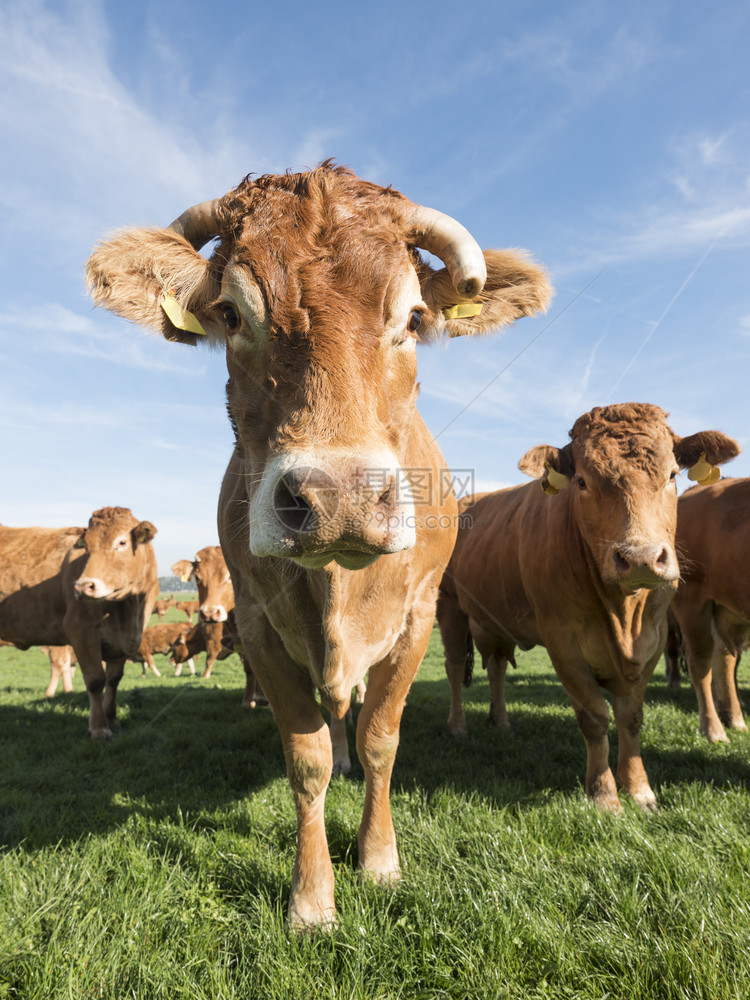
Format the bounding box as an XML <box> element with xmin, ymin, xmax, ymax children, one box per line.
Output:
<box><xmin>463</xmin><ymin>627</ymin><xmax>475</xmax><ymax>688</ymax></box>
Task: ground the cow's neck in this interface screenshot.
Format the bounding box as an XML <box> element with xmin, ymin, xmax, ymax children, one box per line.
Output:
<box><xmin>581</xmin><ymin>539</ymin><xmax>671</xmax><ymax>683</ymax></box>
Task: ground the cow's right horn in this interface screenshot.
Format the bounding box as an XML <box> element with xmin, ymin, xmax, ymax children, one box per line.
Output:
<box><xmin>406</xmin><ymin>205</ymin><xmax>487</xmax><ymax>298</ymax></box>
<box><xmin>168</xmin><ymin>199</ymin><xmax>223</xmax><ymax>251</ymax></box>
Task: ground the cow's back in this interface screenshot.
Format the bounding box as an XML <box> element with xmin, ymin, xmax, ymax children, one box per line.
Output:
<box><xmin>0</xmin><ymin>526</ymin><xmax>83</xmax><ymax>645</ymax></box>
<box><xmin>677</xmin><ymin>479</ymin><xmax>750</xmax><ymax>610</ymax></box>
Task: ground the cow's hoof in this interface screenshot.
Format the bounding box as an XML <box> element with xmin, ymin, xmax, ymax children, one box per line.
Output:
<box><xmin>358</xmin><ymin>860</ymin><xmax>401</xmax><ymax>886</ymax></box>
<box><xmin>287</xmin><ymin>903</ymin><xmax>338</xmax><ymax>936</ymax></box>
<box><xmin>702</xmin><ymin>725</ymin><xmax>730</xmax><ymax>744</ymax></box>
<box><xmin>488</xmin><ymin>714</ymin><xmax>511</xmax><ymax>729</ymax></box>
<box><xmin>332</xmin><ymin>758</ymin><xmax>352</xmax><ymax>777</ymax></box>
<box><xmin>89</xmin><ymin>727</ymin><xmax>113</xmax><ymax>740</ymax></box>
<box><xmin>630</xmin><ymin>790</ymin><xmax>659</xmax><ymax>814</ymax></box>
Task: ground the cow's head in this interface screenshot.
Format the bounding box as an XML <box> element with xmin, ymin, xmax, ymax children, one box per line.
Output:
<box><xmin>171</xmin><ymin>546</ymin><xmax>234</xmax><ymax>623</ymax></box>
<box><xmin>73</xmin><ymin>507</ymin><xmax>157</xmax><ymax>601</ymax></box>
<box><xmin>86</xmin><ymin>163</ymin><xmax>550</xmax><ymax>569</ymax></box>
<box><xmin>518</xmin><ymin>403</ymin><xmax>739</xmax><ymax>592</ymax></box>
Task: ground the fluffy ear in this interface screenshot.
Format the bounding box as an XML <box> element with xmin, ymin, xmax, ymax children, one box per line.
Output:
<box><xmin>171</xmin><ymin>559</ymin><xmax>195</xmax><ymax>583</ymax></box>
<box><xmin>132</xmin><ymin>521</ymin><xmax>157</xmax><ymax>545</ymax></box>
<box><xmin>518</xmin><ymin>443</ymin><xmax>573</xmax><ymax>477</ymax></box>
<box><xmin>519</xmin><ymin>443</ymin><xmax>574</xmax><ymax>495</ymax></box>
<box><xmin>85</xmin><ymin>227</ymin><xmax>220</xmax><ymax>346</ymax></box>
<box><xmin>418</xmin><ymin>248</ymin><xmax>552</xmax><ymax>341</ymax></box>
<box><xmin>673</xmin><ymin>431</ymin><xmax>740</xmax><ymax>469</ymax></box>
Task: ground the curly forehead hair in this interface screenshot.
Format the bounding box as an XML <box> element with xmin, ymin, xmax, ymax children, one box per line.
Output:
<box><xmin>87</xmin><ymin>507</ymin><xmax>134</xmax><ymax>529</ymax></box>
<box><xmin>570</xmin><ymin>403</ymin><xmax>674</xmax><ymax>477</ymax></box>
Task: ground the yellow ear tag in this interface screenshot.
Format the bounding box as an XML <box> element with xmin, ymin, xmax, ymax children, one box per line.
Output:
<box><xmin>443</xmin><ymin>303</ymin><xmax>484</xmax><ymax>320</ymax></box>
<box><xmin>160</xmin><ymin>291</ymin><xmax>207</xmax><ymax>337</ymax></box>
<box><xmin>545</xmin><ymin>463</ymin><xmax>570</xmax><ymax>493</ymax></box>
<box><xmin>688</xmin><ymin>452</ymin><xmax>721</xmax><ymax>485</ymax></box>
<box><xmin>178</xmin><ymin>570</ymin><xmax>192</xmax><ymax>583</ymax></box>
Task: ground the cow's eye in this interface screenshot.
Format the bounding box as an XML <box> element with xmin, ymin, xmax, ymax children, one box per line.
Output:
<box><xmin>222</xmin><ymin>303</ymin><xmax>241</xmax><ymax>331</ymax></box>
<box><xmin>576</xmin><ymin>477</ymin><xmax>587</xmax><ymax>491</ymax></box>
<box><xmin>407</xmin><ymin>310</ymin><xmax>422</xmax><ymax>333</ymax></box>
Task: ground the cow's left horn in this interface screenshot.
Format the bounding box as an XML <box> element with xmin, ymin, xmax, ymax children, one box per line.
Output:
<box><xmin>168</xmin><ymin>199</ymin><xmax>223</xmax><ymax>250</ymax></box>
<box><xmin>406</xmin><ymin>205</ymin><xmax>487</xmax><ymax>297</ymax></box>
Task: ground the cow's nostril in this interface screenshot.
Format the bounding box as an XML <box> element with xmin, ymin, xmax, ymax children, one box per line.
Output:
<box><xmin>273</xmin><ymin>475</ymin><xmax>316</xmax><ymax>535</ymax></box>
<box><xmin>656</xmin><ymin>548</ymin><xmax>669</xmax><ymax>566</ymax></box>
<box><xmin>614</xmin><ymin>550</ymin><xmax>630</xmax><ymax>574</ymax></box>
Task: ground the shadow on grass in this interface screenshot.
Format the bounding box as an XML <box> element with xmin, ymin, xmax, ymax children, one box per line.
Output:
<box><xmin>395</xmin><ymin>673</ymin><xmax>750</xmax><ymax>807</ymax></box>
<box><xmin>0</xmin><ymin>682</ymin><xmax>286</xmax><ymax>852</ymax></box>
<box><xmin>2</xmin><ymin>660</ymin><xmax>749</xmax><ymax>856</ymax></box>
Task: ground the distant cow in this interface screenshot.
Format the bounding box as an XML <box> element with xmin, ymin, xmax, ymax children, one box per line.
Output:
<box><xmin>437</xmin><ymin>404</ymin><xmax>738</xmax><ymax>813</ymax></box>
<box><xmin>670</xmin><ymin>478</ymin><xmax>750</xmax><ymax>742</ymax></box>
<box><xmin>42</xmin><ymin>644</ymin><xmax>77</xmax><ymax>697</ymax></box>
<box><xmin>0</xmin><ymin>507</ymin><xmax>159</xmax><ymax>737</ymax></box>
<box><xmin>172</xmin><ymin>547</ymin><xmax>234</xmax><ymax>675</ymax></box>
<box><xmin>131</xmin><ymin>622</ymin><xmax>192</xmax><ymax>677</ymax></box>
<box><xmin>172</xmin><ymin>546</ymin><xmax>268</xmax><ymax>709</ymax></box>
<box><xmin>153</xmin><ymin>595</ymin><xmax>176</xmax><ymax>621</ymax></box>
<box><xmin>175</xmin><ymin>600</ymin><xmax>200</xmax><ymax>622</ymax></box>
<box><xmin>170</xmin><ymin>613</ymin><xmax>267</xmax><ymax>707</ymax></box>
<box><xmin>86</xmin><ymin>161</ymin><xmax>550</xmax><ymax>929</ymax></box>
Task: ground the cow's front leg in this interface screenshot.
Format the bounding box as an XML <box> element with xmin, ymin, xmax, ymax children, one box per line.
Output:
<box><xmin>356</xmin><ymin>610</ymin><xmax>433</xmax><ymax>883</ymax></box>
<box><xmin>436</xmin><ymin>592</ymin><xmax>471</xmax><ymax>736</ymax></box>
<box><xmin>486</xmin><ymin>653</ymin><xmax>511</xmax><ymax>728</ymax></box>
<box><xmin>559</xmin><ymin>665</ymin><xmax>620</xmax><ymax>812</ymax></box>
<box><xmin>686</xmin><ymin>648</ymin><xmax>728</xmax><ymax>743</ymax></box>
<box><xmin>239</xmin><ymin>620</ymin><xmax>336</xmax><ymax>932</ymax></box>
<box><xmin>613</xmin><ymin>680</ymin><xmax>657</xmax><ymax>813</ymax></box>
<box><xmin>279</xmin><ymin>694</ymin><xmax>335</xmax><ymax>931</ymax></box>
<box><xmin>66</xmin><ymin>621</ymin><xmax>110</xmax><ymax>738</ymax></box>
<box><xmin>102</xmin><ymin>657</ymin><xmax>126</xmax><ymax>729</ymax></box>
<box><xmin>711</xmin><ymin>642</ymin><xmax>746</xmax><ymax>732</ymax></box>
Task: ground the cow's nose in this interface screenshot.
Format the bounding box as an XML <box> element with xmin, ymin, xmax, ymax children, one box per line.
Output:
<box><xmin>200</xmin><ymin>605</ymin><xmax>226</xmax><ymax>623</ymax></box>
<box><xmin>612</xmin><ymin>543</ymin><xmax>676</xmax><ymax>584</ymax></box>
<box><xmin>74</xmin><ymin>578</ymin><xmax>98</xmax><ymax>598</ymax></box>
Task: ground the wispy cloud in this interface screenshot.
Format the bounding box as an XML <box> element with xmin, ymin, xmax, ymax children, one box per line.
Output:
<box><xmin>0</xmin><ymin>303</ymin><xmax>205</xmax><ymax>375</ymax></box>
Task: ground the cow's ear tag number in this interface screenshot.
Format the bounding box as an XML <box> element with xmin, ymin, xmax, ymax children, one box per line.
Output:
<box><xmin>688</xmin><ymin>452</ymin><xmax>721</xmax><ymax>486</ymax></box>
<box><xmin>542</xmin><ymin>463</ymin><xmax>569</xmax><ymax>495</ymax></box>
<box><xmin>160</xmin><ymin>290</ymin><xmax>207</xmax><ymax>337</ymax></box>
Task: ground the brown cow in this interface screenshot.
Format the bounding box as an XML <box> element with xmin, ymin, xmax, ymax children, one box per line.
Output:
<box><xmin>172</xmin><ymin>545</ymin><xmax>267</xmax><ymax>706</ymax></box>
<box><xmin>172</xmin><ymin>546</ymin><xmax>235</xmax><ymax>676</ymax></box>
<box><xmin>154</xmin><ymin>595</ymin><xmax>176</xmax><ymax>621</ymax></box>
<box><xmin>170</xmin><ymin>611</ymin><xmax>268</xmax><ymax>707</ymax></box>
<box><xmin>175</xmin><ymin>599</ymin><xmax>200</xmax><ymax>622</ymax></box>
<box><xmin>670</xmin><ymin>478</ymin><xmax>750</xmax><ymax>742</ymax></box>
<box><xmin>0</xmin><ymin>507</ymin><xmax>159</xmax><ymax>737</ymax></box>
<box><xmin>131</xmin><ymin>622</ymin><xmax>192</xmax><ymax>677</ymax></box>
<box><xmin>85</xmin><ymin>161</ymin><xmax>550</xmax><ymax>929</ymax></box>
<box><xmin>437</xmin><ymin>404</ymin><xmax>738</xmax><ymax>813</ymax></box>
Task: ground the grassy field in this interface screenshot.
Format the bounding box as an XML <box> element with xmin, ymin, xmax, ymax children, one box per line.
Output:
<box><xmin>1</xmin><ymin>619</ymin><xmax>749</xmax><ymax>1000</ymax></box>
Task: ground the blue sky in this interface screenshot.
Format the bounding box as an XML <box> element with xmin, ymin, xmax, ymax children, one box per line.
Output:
<box><xmin>2</xmin><ymin>0</ymin><xmax>749</xmax><ymax>572</ymax></box>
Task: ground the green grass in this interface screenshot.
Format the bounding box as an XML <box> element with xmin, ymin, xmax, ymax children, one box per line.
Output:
<box><xmin>1</xmin><ymin>631</ymin><xmax>749</xmax><ymax>999</ymax></box>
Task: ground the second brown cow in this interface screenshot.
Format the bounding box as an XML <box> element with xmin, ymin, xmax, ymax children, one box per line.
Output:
<box><xmin>437</xmin><ymin>404</ymin><xmax>739</xmax><ymax>813</ymax></box>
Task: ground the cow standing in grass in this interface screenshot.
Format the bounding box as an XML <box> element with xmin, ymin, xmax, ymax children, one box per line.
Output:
<box><xmin>153</xmin><ymin>595</ymin><xmax>176</xmax><ymax>621</ymax></box>
<box><xmin>172</xmin><ymin>545</ymin><xmax>266</xmax><ymax>706</ymax></box>
<box><xmin>175</xmin><ymin>599</ymin><xmax>199</xmax><ymax>622</ymax></box>
<box><xmin>132</xmin><ymin>622</ymin><xmax>192</xmax><ymax>677</ymax></box>
<box><xmin>0</xmin><ymin>507</ymin><xmax>159</xmax><ymax>737</ymax></box>
<box><xmin>85</xmin><ymin>162</ymin><xmax>550</xmax><ymax>930</ymax></box>
<box><xmin>437</xmin><ymin>404</ymin><xmax>738</xmax><ymax>813</ymax></box>
<box><xmin>670</xmin><ymin>478</ymin><xmax>750</xmax><ymax>742</ymax></box>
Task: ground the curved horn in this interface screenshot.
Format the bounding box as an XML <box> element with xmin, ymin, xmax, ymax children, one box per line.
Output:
<box><xmin>168</xmin><ymin>199</ymin><xmax>223</xmax><ymax>251</ymax></box>
<box><xmin>407</xmin><ymin>205</ymin><xmax>487</xmax><ymax>297</ymax></box>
